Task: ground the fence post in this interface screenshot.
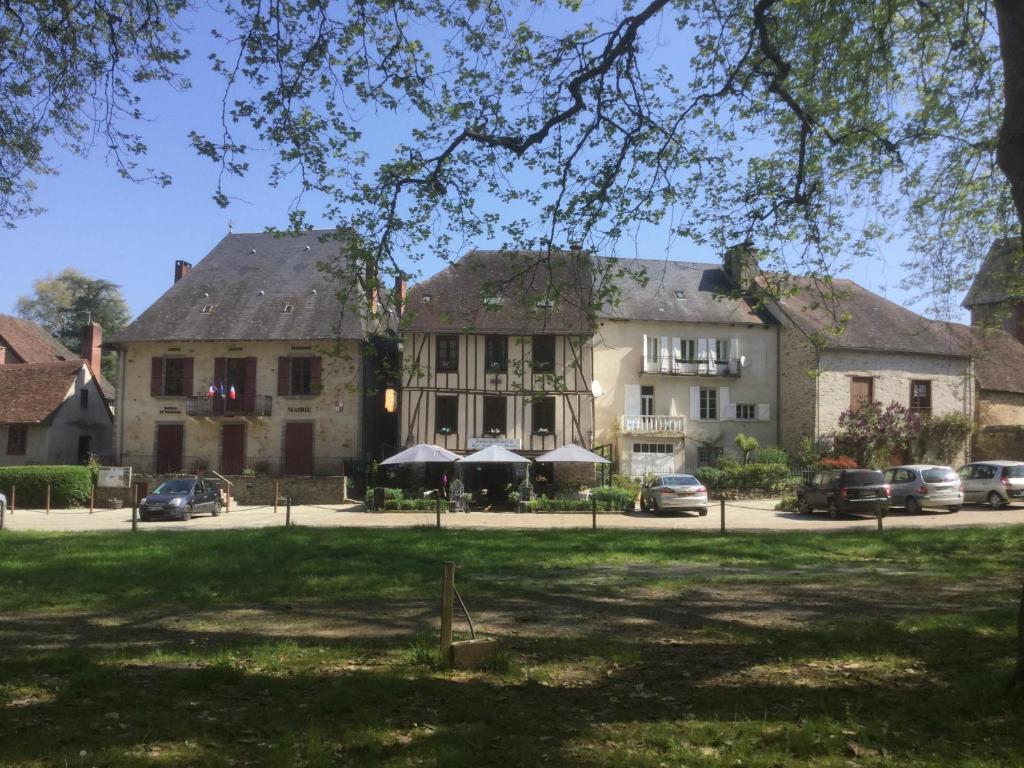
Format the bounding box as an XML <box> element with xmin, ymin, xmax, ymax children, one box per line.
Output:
<box><xmin>441</xmin><ymin>561</ymin><xmax>455</xmax><ymax>668</ymax></box>
<box><xmin>9</xmin><ymin>485</ymin><xmax>14</xmax><ymax>514</ymax></box>
<box><xmin>131</xmin><ymin>485</ymin><xmax>138</xmax><ymax>532</ymax></box>
<box><xmin>274</xmin><ymin>481</ymin><xmax>280</xmax><ymax>514</ymax></box>
<box><xmin>720</xmin><ymin>498</ymin><xmax>726</xmax><ymax>534</ymax></box>
<box><xmin>286</xmin><ymin>496</ymin><xmax>292</xmax><ymax>527</ymax></box>
<box><xmin>592</xmin><ymin>495</ymin><xmax>597</xmax><ymax>530</ymax></box>
<box><xmin>435</xmin><ymin>496</ymin><xmax>441</xmax><ymax>529</ymax></box>
<box><xmin>89</xmin><ymin>485</ymin><xmax>95</xmax><ymax>514</ymax></box>
<box><xmin>46</xmin><ymin>483</ymin><xmax>50</xmax><ymax>514</ymax></box>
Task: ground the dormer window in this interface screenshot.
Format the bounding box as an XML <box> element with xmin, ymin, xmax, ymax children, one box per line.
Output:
<box><xmin>535</xmin><ymin>298</ymin><xmax>554</xmax><ymax>309</ymax></box>
<box><xmin>421</xmin><ymin>294</ymin><xmax>432</xmax><ymax>303</ymax></box>
<box><xmin>282</xmin><ymin>304</ymin><xmax>294</xmax><ymax>313</ymax></box>
<box><xmin>483</xmin><ymin>296</ymin><xmax>505</xmax><ymax>307</ymax></box>
<box><xmin>201</xmin><ymin>305</ymin><xmax>213</xmax><ymax>314</ymax></box>
<box><xmin>674</xmin><ymin>290</ymin><xmax>685</xmax><ymax>299</ymax></box>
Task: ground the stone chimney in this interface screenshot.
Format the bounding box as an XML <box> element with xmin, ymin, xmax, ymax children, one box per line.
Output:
<box><xmin>723</xmin><ymin>242</ymin><xmax>760</xmax><ymax>293</ymax></box>
<box><xmin>81</xmin><ymin>322</ymin><xmax>102</xmax><ymax>372</ymax></box>
<box><xmin>394</xmin><ymin>276</ymin><xmax>408</xmax><ymax>318</ymax></box>
<box><xmin>174</xmin><ymin>260</ymin><xmax>192</xmax><ymax>283</ymax></box>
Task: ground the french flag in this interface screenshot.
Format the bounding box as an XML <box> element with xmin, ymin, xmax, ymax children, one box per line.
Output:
<box><xmin>229</xmin><ymin>385</ymin><xmax>237</xmax><ymax>401</ymax></box>
<box><xmin>208</xmin><ymin>383</ymin><xmax>216</xmax><ymax>398</ymax></box>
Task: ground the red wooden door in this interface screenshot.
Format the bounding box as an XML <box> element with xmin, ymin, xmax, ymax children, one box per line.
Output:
<box><xmin>156</xmin><ymin>425</ymin><xmax>184</xmax><ymax>473</ymax></box>
<box><xmin>221</xmin><ymin>424</ymin><xmax>246</xmax><ymax>475</ymax></box>
<box><xmin>284</xmin><ymin>423</ymin><xmax>314</xmax><ymax>475</ymax></box>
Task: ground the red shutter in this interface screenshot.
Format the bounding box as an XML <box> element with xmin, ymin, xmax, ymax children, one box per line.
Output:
<box><xmin>150</xmin><ymin>358</ymin><xmax>163</xmax><ymax>396</ymax></box>
<box><xmin>278</xmin><ymin>356</ymin><xmax>290</xmax><ymax>396</ymax></box>
<box><xmin>182</xmin><ymin>357</ymin><xmax>194</xmax><ymax>396</ymax></box>
<box><xmin>245</xmin><ymin>357</ymin><xmax>257</xmax><ymax>409</ymax></box>
<box><xmin>311</xmin><ymin>356</ymin><xmax>322</xmax><ymax>394</ymax></box>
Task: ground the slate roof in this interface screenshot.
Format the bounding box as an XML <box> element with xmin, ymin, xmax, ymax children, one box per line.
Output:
<box><xmin>110</xmin><ymin>230</ymin><xmax>374</xmax><ymax>344</ymax></box>
<box><xmin>963</xmin><ymin>238</ymin><xmax>1024</xmax><ymax>308</ymax></box>
<box><xmin>0</xmin><ymin>361</ymin><xmax>82</xmax><ymax>424</ymax></box>
<box><xmin>403</xmin><ymin>250</ymin><xmax>594</xmax><ymax>334</ymax></box>
<box><xmin>0</xmin><ymin>313</ymin><xmax>77</xmax><ymax>363</ymax></box>
<box><xmin>771</xmin><ymin>277</ymin><xmax>970</xmax><ymax>357</ymax></box>
<box><xmin>947</xmin><ymin>324</ymin><xmax>1024</xmax><ymax>394</ymax></box>
<box><xmin>595</xmin><ymin>258</ymin><xmax>774</xmax><ymax>325</ymax></box>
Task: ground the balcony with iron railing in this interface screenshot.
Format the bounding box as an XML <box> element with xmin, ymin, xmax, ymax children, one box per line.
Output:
<box><xmin>619</xmin><ymin>414</ymin><xmax>687</xmax><ymax>434</ymax></box>
<box><xmin>641</xmin><ymin>355</ymin><xmax>740</xmax><ymax>377</ymax></box>
<box><xmin>185</xmin><ymin>393</ymin><xmax>273</xmax><ymax>418</ymax></box>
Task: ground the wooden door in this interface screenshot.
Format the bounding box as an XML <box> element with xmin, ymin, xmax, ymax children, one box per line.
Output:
<box><xmin>221</xmin><ymin>424</ymin><xmax>246</xmax><ymax>475</ymax></box>
<box><xmin>156</xmin><ymin>425</ymin><xmax>184</xmax><ymax>473</ymax></box>
<box><xmin>284</xmin><ymin>422</ymin><xmax>314</xmax><ymax>475</ymax></box>
<box><xmin>849</xmin><ymin>376</ymin><xmax>873</xmax><ymax>411</ymax></box>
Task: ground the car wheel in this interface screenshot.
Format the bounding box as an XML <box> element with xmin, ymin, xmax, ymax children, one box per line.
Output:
<box><xmin>797</xmin><ymin>499</ymin><xmax>812</xmax><ymax>514</ymax></box>
<box><xmin>139</xmin><ymin>513</ymin><xmax>150</xmax><ymax>522</ymax></box>
<box><xmin>987</xmin><ymin>491</ymin><xmax>1006</xmax><ymax>509</ymax></box>
<box><xmin>212</xmin><ymin>501</ymin><xmax>222</xmax><ymax>517</ymax></box>
<box><xmin>698</xmin><ymin>508</ymin><xmax>708</xmax><ymax>517</ymax></box>
<box><xmin>827</xmin><ymin>499</ymin><xmax>839</xmax><ymax>520</ymax></box>
<box><xmin>652</xmin><ymin>498</ymin><xmax>661</xmax><ymax>515</ymax></box>
<box><xmin>180</xmin><ymin>505</ymin><xmax>193</xmax><ymax>521</ymax></box>
<box><xmin>947</xmin><ymin>505</ymin><xmax>961</xmax><ymax>513</ymax></box>
<box><xmin>639</xmin><ymin>496</ymin><xmax>648</xmax><ymax>514</ymax></box>
<box><xmin>906</xmin><ymin>497</ymin><xmax>921</xmax><ymax>515</ymax></box>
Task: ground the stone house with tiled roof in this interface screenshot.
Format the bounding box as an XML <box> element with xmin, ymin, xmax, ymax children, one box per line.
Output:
<box><xmin>108</xmin><ymin>230</ymin><xmax>398</xmax><ymax>476</ymax></box>
<box><xmin>592</xmin><ymin>254</ymin><xmax>779</xmax><ymax>476</ymax></box>
<box><xmin>400</xmin><ymin>249</ymin><xmax>596</xmax><ymax>496</ymax></box>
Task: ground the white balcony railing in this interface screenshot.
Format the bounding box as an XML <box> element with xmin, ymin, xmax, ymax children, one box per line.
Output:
<box><xmin>641</xmin><ymin>355</ymin><xmax>740</xmax><ymax>376</ymax></box>
<box><xmin>619</xmin><ymin>414</ymin><xmax>686</xmax><ymax>434</ymax></box>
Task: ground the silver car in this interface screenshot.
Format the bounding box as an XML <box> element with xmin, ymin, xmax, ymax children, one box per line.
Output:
<box><xmin>640</xmin><ymin>474</ymin><xmax>709</xmax><ymax>515</ymax></box>
<box><xmin>883</xmin><ymin>465</ymin><xmax>963</xmax><ymax>514</ymax></box>
<box><xmin>957</xmin><ymin>461</ymin><xmax>1024</xmax><ymax>508</ymax></box>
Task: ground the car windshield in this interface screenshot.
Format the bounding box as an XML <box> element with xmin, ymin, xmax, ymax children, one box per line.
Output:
<box><xmin>843</xmin><ymin>471</ymin><xmax>885</xmax><ymax>487</ymax></box>
<box><xmin>153</xmin><ymin>480</ymin><xmax>195</xmax><ymax>494</ymax></box>
<box><xmin>922</xmin><ymin>468</ymin><xmax>957</xmax><ymax>483</ymax></box>
<box><xmin>1003</xmin><ymin>465</ymin><xmax>1024</xmax><ymax>478</ymax></box>
<box><xmin>661</xmin><ymin>475</ymin><xmax>699</xmax><ymax>486</ymax></box>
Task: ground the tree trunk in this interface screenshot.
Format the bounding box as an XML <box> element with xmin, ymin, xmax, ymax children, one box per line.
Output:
<box><xmin>996</xmin><ymin>1</ymin><xmax>1024</xmax><ymax>237</ymax></box>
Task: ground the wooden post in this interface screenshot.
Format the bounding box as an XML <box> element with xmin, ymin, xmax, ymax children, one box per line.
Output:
<box><xmin>46</xmin><ymin>484</ymin><xmax>51</xmax><ymax>514</ymax></box>
<box><xmin>226</xmin><ymin>485</ymin><xmax>232</xmax><ymax>513</ymax></box>
<box><xmin>441</xmin><ymin>561</ymin><xmax>455</xmax><ymax>667</ymax></box>
<box><xmin>274</xmin><ymin>481</ymin><xmax>280</xmax><ymax>514</ymax></box>
<box><xmin>89</xmin><ymin>485</ymin><xmax>95</xmax><ymax>514</ymax></box>
<box><xmin>720</xmin><ymin>498</ymin><xmax>726</xmax><ymax>533</ymax></box>
<box><xmin>435</xmin><ymin>496</ymin><xmax>441</xmax><ymax>529</ymax></box>
<box><xmin>876</xmin><ymin>499</ymin><xmax>884</xmax><ymax>532</ymax></box>
<box><xmin>592</xmin><ymin>495</ymin><xmax>597</xmax><ymax>530</ymax></box>
<box><xmin>131</xmin><ymin>485</ymin><xmax>138</xmax><ymax>532</ymax></box>
<box><xmin>286</xmin><ymin>496</ymin><xmax>292</xmax><ymax>527</ymax></box>
<box><xmin>9</xmin><ymin>485</ymin><xmax>14</xmax><ymax>513</ymax></box>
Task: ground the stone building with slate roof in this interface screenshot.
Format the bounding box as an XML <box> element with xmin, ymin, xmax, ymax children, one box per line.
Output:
<box><xmin>108</xmin><ymin>230</ymin><xmax>398</xmax><ymax>476</ymax></box>
<box><xmin>592</xmin><ymin>253</ymin><xmax>779</xmax><ymax>476</ymax></box>
<box><xmin>962</xmin><ymin>238</ymin><xmax>1024</xmax><ymax>343</ymax></box>
<box><xmin>400</xmin><ymin>249</ymin><xmax>596</xmax><ymax>498</ymax></box>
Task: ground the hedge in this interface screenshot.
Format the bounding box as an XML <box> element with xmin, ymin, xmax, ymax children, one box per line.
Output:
<box><xmin>0</xmin><ymin>465</ymin><xmax>93</xmax><ymax>508</ymax></box>
<box><xmin>693</xmin><ymin>462</ymin><xmax>795</xmax><ymax>492</ymax></box>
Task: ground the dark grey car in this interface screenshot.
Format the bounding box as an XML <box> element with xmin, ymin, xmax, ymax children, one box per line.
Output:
<box><xmin>797</xmin><ymin>469</ymin><xmax>891</xmax><ymax>519</ymax></box>
<box><xmin>139</xmin><ymin>479</ymin><xmax>221</xmax><ymax>521</ymax></box>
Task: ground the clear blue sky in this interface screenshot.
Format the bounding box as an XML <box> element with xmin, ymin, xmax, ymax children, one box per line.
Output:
<box><xmin>0</xmin><ymin>6</ymin><xmax>957</xmax><ymax>324</ymax></box>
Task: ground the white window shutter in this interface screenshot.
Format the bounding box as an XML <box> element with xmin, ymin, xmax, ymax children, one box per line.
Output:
<box><xmin>718</xmin><ymin>387</ymin><xmax>730</xmax><ymax>421</ymax></box>
<box><xmin>730</xmin><ymin>337</ymin><xmax>739</xmax><ymax>361</ymax></box>
<box><xmin>641</xmin><ymin>334</ymin><xmax>649</xmax><ymax>373</ymax></box>
<box><xmin>696</xmin><ymin>338</ymin><xmax>708</xmax><ymax>360</ymax></box>
<box><xmin>625</xmin><ymin>384</ymin><xmax>641</xmax><ymax>416</ymax></box>
<box><xmin>690</xmin><ymin>386</ymin><xmax>700</xmax><ymax>418</ymax></box>
<box><xmin>660</xmin><ymin>336</ymin><xmax>669</xmax><ymax>372</ymax></box>
<box><xmin>757</xmin><ymin>403</ymin><xmax>771</xmax><ymax>421</ymax></box>
<box><xmin>706</xmin><ymin>338</ymin><xmax>717</xmax><ymax>374</ymax></box>
<box><xmin>671</xmin><ymin>337</ymin><xmax>682</xmax><ymax>372</ymax></box>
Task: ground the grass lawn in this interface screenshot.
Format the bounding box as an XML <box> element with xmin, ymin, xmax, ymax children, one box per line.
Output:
<box><xmin>1</xmin><ymin>526</ymin><xmax>1022</xmax><ymax>766</ymax></box>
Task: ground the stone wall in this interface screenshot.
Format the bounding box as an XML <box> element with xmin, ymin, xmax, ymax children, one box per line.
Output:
<box><xmin>777</xmin><ymin>324</ymin><xmax>818</xmax><ymax>457</ymax></box>
<box><xmin>95</xmin><ymin>473</ymin><xmax>355</xmax><ymax>507</ymax></box>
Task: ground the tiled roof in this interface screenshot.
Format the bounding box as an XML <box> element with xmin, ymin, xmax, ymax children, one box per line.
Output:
<box><xmin>963</xmin><ymin>238</ymin><xmax>1024</xmax><ymax>308</ymax></box>
<box><xmin>595</xmin><ymin>257</ymin><xmax>775</xmax><ymax>325</ymax></box>
<box><xmin>403</xmin><ymin>250</ymin><xmax>594</xmax><ymax>334</ymax></box>
<box><xmin>0</xmin><ymin>313</ymin><xmax>76</xmax><ymax>363</ymax></box>
<box><xmin>771</xmin><ymin>277</ymin><xmax>970</xmax><ymax>357</ymax></box>
<box><xmin>947</xmin><ymin>324</ymin><xmax>1024</xmax><ymax>394</ymax></box>
<box><xmin>110</xmin><ymin>230</ymin><xmax>377</xmax><ymax>344</ymax></box>
<box><xmin>0</xmin><ymin>361</ymin><xmax>82</xmax><ymax>424</ymax></box>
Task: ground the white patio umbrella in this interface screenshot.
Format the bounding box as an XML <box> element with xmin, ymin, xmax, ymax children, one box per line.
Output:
<box><xmin>534</xmin><ymin>443</ymin><xmax>611</xmax><ymax>464</ymax></box>
<box><xmin>456</xmin><ymin>445</ymin><xmax>531</xmax><ymax>464</ymax></box>
<box><xmin>380</xmin><ymin>443</ymin><xmax>461</xmax><ymax>465</ymax></box>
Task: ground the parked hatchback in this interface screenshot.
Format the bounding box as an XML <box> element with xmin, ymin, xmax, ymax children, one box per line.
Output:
<box><xmin>640</xmin><ymin>474</ymin><xmax>709</xmax><ymax>515</ymax></box>
<box><xmin>957</xmin><ymin>461</ymin><xmax>1024</xmax><ymax>508</ymax></box>
<box><xmin>139</xmin><ymin>478</ymin><xmax>222</xmax><ymax>521</ymax></box>
<box><xmin>883</xmin><ymin>465</ymin><xmax>963</xmax><ymax>514</ymax></box>
<box><xmin>797</xmin><ymin>469</ymin><xmax>891</xmax><ymax>519</ymax></box>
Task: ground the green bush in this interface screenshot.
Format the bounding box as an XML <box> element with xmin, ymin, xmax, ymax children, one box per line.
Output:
<box><xmin>382</xmin><ymin>487</ymin><xmax>404</xmax><ymax>501</ymax></box>
<box><xmin>590</xmin><ymin>486</ymin><xmax>636</xmax><ymax>510</ymax></box>
<box><xmin>525</xmin><ymin>488</ymin><xmax>634</xmax><ymax>512</ymax></box>
<box><xmin>384</xmin><ymin>498</ymin><xmax>443</xmax><ymax>511</ymax></box>
<box><xmin>750</xmin><ymin>446</ymin><xmax>789</xmax><ymax>465</ymax></box>
<box><xmin>610</xmin><ymin>474</ymin><xmax>641</xmax><ymax>495</ymax></box>
<box><xmin>0</xmin><ymin>465</ymin><xmax>93</xmax><ymax>508</ymax></box>
<box><xmin>694</xmin><ymin>462</ymin><xmax>794</xmax><ymax>491</ymax></box>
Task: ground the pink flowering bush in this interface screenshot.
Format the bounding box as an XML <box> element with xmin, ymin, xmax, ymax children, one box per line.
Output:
<box><xmin>832</xmin><ymin>401</ymin><xmax>923</xmax><ymax>467</ymax></box>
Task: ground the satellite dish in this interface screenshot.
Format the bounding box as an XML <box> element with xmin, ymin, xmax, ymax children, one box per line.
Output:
<box><xmin>591</xmin><ymin>379</ymin><xmax>604</xmax><ymax>398</ymax></box>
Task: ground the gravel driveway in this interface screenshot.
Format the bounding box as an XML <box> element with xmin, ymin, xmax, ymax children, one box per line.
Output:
<box><xmin>3</xmin><ymin>498</ymin><xmax>1023</xmax><ymax>532</ymax></box>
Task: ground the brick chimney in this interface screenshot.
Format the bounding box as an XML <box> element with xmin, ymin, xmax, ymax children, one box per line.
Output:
<box><xmin>174</xmin><ymin>260</ymin><xmax>192</xmax><ymax>283</ymax></box>
<box><xmin>723</xmin><ymin>242</ymin><xmax>760</xmax><ymax>293</ymax></box>
<box><xmin>394</xmin><ymin>276</ymin><xmax>408</xmax><ymax>318</ymax></box>
<box><xmin>81</xmin><ymin>322</ymin><xmax>102</xmax><ymax>372</ymax></box>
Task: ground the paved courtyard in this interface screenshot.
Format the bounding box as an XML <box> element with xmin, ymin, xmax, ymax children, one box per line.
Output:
<box><xmin>2</xmin><ymin>498</ymin><xmax>1023</xmax><ymax>533</ymax></box>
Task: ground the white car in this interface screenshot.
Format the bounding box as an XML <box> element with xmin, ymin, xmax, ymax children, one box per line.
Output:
<box><xmin>0</xmin><ymin>491</ymin><xmax>6</xmax><ymax>513</ymax></box>
<box><xmin>958</xmin><ymin>461</ymin><xmax>1024</xmax><ymax>508</ymax></box>
<box><xmin>640</xmin><ymin>474</ymin><xmax>709</xmax><ymax>515</ymax></box>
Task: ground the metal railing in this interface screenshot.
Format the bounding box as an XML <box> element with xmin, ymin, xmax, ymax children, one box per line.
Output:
<box><xmin>185</xmin><ymin>393</ymin><xmax>273</xmax><ymax>417</ymax></box>
<box><xmin>641</xmin><ymin>355</ymin><xmax>740</xmax><ymax>377</ymax></box>
<box><xmin>619</xmin><ymin>414</ymin><xmax>687</xmax><ymax>433</ymax></box>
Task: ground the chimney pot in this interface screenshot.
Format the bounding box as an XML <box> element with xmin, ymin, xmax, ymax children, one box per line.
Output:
<box><xmin>174</xmin><ymin>260</ymin><xmax>192</xmax><ymax>283</ymax></box>
<box><xmin>80</xmin><ymin>322</ymin><xmax>102</xmax><ymax>373</ymax></box>
<box><xmin>394</xmin><ymin>275</ymin><xmax>408</xmax><ymax>318</ymax></box>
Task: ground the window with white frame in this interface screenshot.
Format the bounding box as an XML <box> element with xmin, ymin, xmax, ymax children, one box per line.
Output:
<box><xmin>646</xmin><ymin>336</ymin><xmax>660</xmax><ymax>365</ymax></box>
<box><xmin>714</xmin><ymin>339</ymin><xmax>728</xmax><ymax>361</ymax></box>
<box><xmin>735</xmin><ymin>403</ymin><xmax>756</xmax><ymax>420</ymax></box>
<box><xmin>632</xmin><ymin>443</ymin><xmax>674</xmax><ymax>454</ymax></box>
<box><xmin>699</xmin><ymin>387</ymin><xmax>718</xmax><ymax>420</ymax></box>
<box><xmin>678</xmin><ymin>339</ymin><xmax>696</xmax><ymax>362</ymax></box>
